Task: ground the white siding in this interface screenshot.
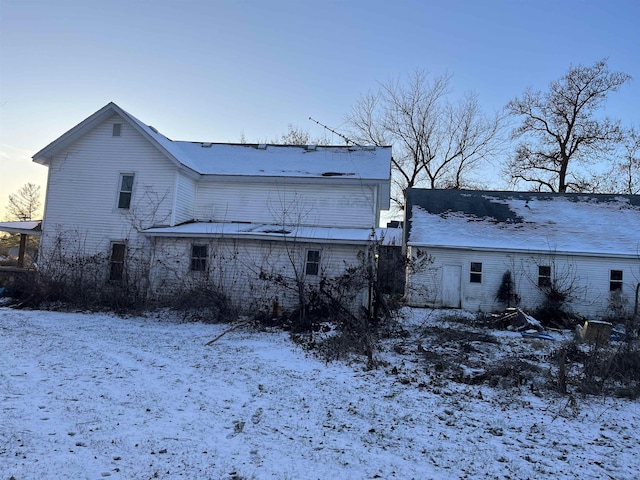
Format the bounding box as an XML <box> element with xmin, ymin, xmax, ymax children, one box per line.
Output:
<box><xmin>40</xmin><ymin>114</ymin><xmax>177</xmax><ymax>260</ymax></box>
<box><xmin>150</xmin><ymin>237</ymin><xmax>369</xmax><ymax>310</ymax></box>
<box><xmin>194</xmin><ymin>181</ymin><xmax>376</xmax><ymax>228</ymax></box>
<box><xmin>173</xmin><ymin>173</ymin><xmax>196</xmax><ymax>225</ymax></box>
<box><xmin>406</xmin><ymin>246</ymin><xmax>640</xmax><ymax>320</ymax></box>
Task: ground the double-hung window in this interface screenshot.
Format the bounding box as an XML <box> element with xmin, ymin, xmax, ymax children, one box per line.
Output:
<box><xmin>610</xmin><ymin>270</ymin><xmax>623</xmax><ymax>291</ymax></box>
<box><xmin>469</xmin><ymin>262</ymin><xmax>482</xmax><ymax>283</ymax></box>
<box><xmin>305</xmin><ymin>250</ymin><xmax>320</xmax><ymax>276</ymax></box>
<box><xmin>191</xmin><ymin>245</ymin><xmax>208</xmax><ymax>272</ymax></box>
<box><xmin>118</xmin><ymin>174</ymin><xmax>134</xmax><ymax>209</ymax></box>
<box><xmin>538</xmin><ymin>266</ymin><xmax>551</xmax><ymax>287</ymax></box>
<box><xmin>110</xmin><ymin>243</ymin><xmax>126</xmax><ymax>281</ymax></box>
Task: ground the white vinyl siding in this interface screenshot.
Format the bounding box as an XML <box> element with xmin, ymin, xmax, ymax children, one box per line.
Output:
<box><xmin>405</xmin><ymin>246</ymin><xmax>640</xmax><ymax>320</ymax></box>
<box><xmin>150</xmin><ymin>237</ymin><xmax>367</xmax><ymax>310</ymax></box>
<box><xmin>173</xmin><ymin>173</ymin><xmax>196</xmax><ymax>225</ymax></box>
<box><xmin>194</xmin><ymin>182</ymin><xmax>375</xmax><ymax>228</ymax></box>
<box><xmin>40</xmin><ymin>115</ymin><xmax>176</xmax><ymax>260</ymax></box>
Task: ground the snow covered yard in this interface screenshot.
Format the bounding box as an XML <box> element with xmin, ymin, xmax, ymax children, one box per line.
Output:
<box><xmin>1</xmin><ymin>307</ymin><xmax>639</xmax><ymax>480</ymax></box>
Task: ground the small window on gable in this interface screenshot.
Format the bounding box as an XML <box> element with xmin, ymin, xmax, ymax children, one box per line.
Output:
<box><xmin>470</xmin><ymin>262</ymin><xmax>482</xmax><ymax>283</ymax></box>
<box><xmin>191</xmin><ymin>244</ymin><xmax>208</xmax><ymax>272</ymax></box>
<box><xmin>112</xmin><ymin>123</ymin><xmax>122</xmax><ymax>137</ymax></box>
<box><xmin>538</xmin><ymin>265</ymin><xmax>551</xmax><ymax>287</ymax></box>
<box><xmin>118</xmin><ymin>174</ymin><xmax>134</xmax><ymax>209</ymax></box>
<box><xmin>305</xmin><ymin>250</ymin><xmax>320</xmax><ymax>276</ymax></box>
<box><xmin>110</xmin><ymin>243</ymin><xmax>126</xmax><ymax>281</ymax></box>
<box><xmin>610</xmin><ymin>270</ymin><xmax>623</xmax><ymax>291</ymax></box>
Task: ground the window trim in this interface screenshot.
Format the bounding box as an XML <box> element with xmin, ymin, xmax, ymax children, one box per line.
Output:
<box><xmin>117</xmin><ymin>173</ymin><xmax>135</xmax><ymax>209</ymax></box>
<box><xmin>112</xmin><ymin>123</ymin><xmax>122</xmax><ymax>137</ymax></box>
<box><xmin>190</xmin><ymin>244</ymin><xmax>208</xmax><ymax>272</ymax></box>
<box><xmin>109</xmin><ymin>242</ymin><xmax>126</xmax><ymax>282</ymax></box>
<box><xmin>305</xmin><ymin>249</ymin><xmax>321</xmax><ymax>276</ymax></box>
<box><xmin>538</xmin><ymin>265</ymin><xmax>552</xmax><ymax>287</ymax></box>
<box><xmin>469</xmin><ymin>262</ymin><xmax>482</xmax><ymax>283</ymax></box>
<box><xmin>610</xmin><ymin>269</ymin><xmax>623</xmax><ymax>291</ymax></box>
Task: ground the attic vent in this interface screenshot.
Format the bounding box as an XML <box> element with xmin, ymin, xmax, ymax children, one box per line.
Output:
<box><xmin>256</xmin><ymin>144</ymin><xmax>267</xmax><ymax>150</ymax></box>
<box><xmin>362</xmin><ymin>146</ymin><xmax>375</xmax><ymax>151</ymax></box>
<box><xmin>149</xmin><ymin>125</ymin><xmax>159</xmax><ymax>134</ymax></box>
<box><xmin>201</xmin><ymin>143</ymin><xmax>213</xmax><ymax>148</ymax></box>
<box><xmin>306</xmin><ymin>145</ymin><xmax>317</xmax><ymax>151</ymax></box>
<box><xmin>263</xmin><ymin>228</ymin><xmax>292</xmax><ymax>234</ymax></box>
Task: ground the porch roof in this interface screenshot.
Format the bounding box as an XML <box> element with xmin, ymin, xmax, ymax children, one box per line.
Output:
<box><xmin>143</xmin><ymin>222</ymin><xmax>397</xmax><ymax>245</ymax></box>
<box><xmin>0</xmin><ymin>221</ymin><xmax>42</xmax><ymax>236</ymax></box>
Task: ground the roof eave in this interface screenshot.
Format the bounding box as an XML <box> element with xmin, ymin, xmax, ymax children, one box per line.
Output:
<box><xmin>31</xmin><ymin>102</ymin><xmax>187</xmax><ymax>171</ymax></box>
<box><xmin>406</xmin><ymin>242</ymin><xmax>640</xmax><ymax>259</ymax></box>
<box><xmin>32</xmin><ymin>102</ymin><xmax>120</xmax><ymax>165</ymax></box>
<box><xmin>142</xmin><ymin>230</ymin><xmax>373</xmax><ymax>245</ymax></box>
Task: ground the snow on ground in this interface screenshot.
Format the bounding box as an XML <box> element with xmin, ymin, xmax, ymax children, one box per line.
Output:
<box><xmin>1</xmin><ymin>307</ymin><xmax>639</xmax><ymax>480</ymax></box>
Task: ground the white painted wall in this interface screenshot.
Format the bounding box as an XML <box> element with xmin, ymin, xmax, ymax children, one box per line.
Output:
<box><xmin>194</xmin><ymin>181</ymin><xmax>376</xmax><ymax>228</ymax></box>
<box><xmin>406</xmin><ymin>246</ymin><xmax>640</xmax><ymax>320</ymax></box>
<box><xmin>173</xmin><ymin>173</ymin><xmax>196</xmax><ymax>225</ymax></box>
<box><xmin>150</xmin><ymin>236</ymin><xmax>369</xmax><ymax>311</ymax></box>
<box><xmin>40</xmin><ymin>114</ymin><xmax>177</xmax><ymax>261</ymax></box>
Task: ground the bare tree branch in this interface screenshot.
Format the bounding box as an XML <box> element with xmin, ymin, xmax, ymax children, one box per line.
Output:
<box><xmin>506</xmin><ymin>59</ymin><xmax>631</xmax><ymax>192</ymax></box>
<box><xmin>347</xmin><ymin>69</ymin><xmax>504</xmax><ymax>210</ymax></box>
<box><xmin>6</xmin><ymin>183</ymin><xmax>41</xmax><ymax>221</ymax></box>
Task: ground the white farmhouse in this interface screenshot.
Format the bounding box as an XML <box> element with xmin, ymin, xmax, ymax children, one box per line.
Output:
<box><xmin>32</xmin><ymin>102</ymin><xmax>391</xmax><ymax>311</ymax></box>
<box><xmin>404</xmin><ymin>188</ymin><xmax>640</xmax><ymax>321</ymax></box>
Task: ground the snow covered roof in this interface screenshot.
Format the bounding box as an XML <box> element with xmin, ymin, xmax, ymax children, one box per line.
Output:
<box><xmin>405</xmin><ymin>189</ymin><xmax>640</xmax><ymax>258</ymax></box>
<box><xmin>0</xmin><ymin>221</ymin><xmax>42</xmax><ymax>235</ymax></box>
<box><xmin>33</xmin><ymin>103</ymin><xmax>391</xmax><ymax>182</ymax></box>
<box><xmin>143</xmin><ymin>221</ymin><xmax>391</xmax><ymax>245</ymax></box>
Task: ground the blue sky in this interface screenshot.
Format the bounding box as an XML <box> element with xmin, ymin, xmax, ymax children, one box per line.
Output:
<box><xmin>1</xmin><ymin>0</ymin><xmax>638</xmax><ymax>218</ymax></box>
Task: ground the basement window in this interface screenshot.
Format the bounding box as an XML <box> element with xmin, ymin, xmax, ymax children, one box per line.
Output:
<box><xmin>112</xmin><ymin>123</ymin><xmax>122</xmax><ymax>137</ymax></box>
<box><xmin>305</xmin><ymin>250</ymin><xmax>320</xmax><ymax>276</ymax></box>
<box><xmin>610</xmin><ymin>270</ymin><xmax>623</xmax><ymax>291</ymax></box>
<box><xmin>191</xmin><ymin>245</ymin><xmax>208</xmax><ymax>272</ymax></box>
<box><xmin>470</xmin><ymin>262</ymin><xmax>482</xmax><ymax>283</ymax></box>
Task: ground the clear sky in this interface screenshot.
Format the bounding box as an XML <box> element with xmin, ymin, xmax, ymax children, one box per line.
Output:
<box><xmin>1</xmin><ymin>0</ymin><xmax>638</xmax><ymax>220</ymax></box>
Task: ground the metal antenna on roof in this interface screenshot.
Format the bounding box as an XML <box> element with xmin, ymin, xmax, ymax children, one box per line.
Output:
<box><xmin>308</xmin><ymin>117</ymin><xmax>360</xmax><ymax>146</ymax></box>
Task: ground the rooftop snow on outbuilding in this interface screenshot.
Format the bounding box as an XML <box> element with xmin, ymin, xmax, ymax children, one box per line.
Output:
<box><xmin>405</xmin><ymin>189</ymin><xmax>640</xmax><ymax>257</ymax></box>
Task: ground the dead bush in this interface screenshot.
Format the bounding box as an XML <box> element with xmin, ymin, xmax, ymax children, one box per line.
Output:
<box><xmin>553</xmin><ymin>340</ymin><xmax>640</xmax><ymax>399</ymax></box>
<box><xmin>464</xmin><ymin>358</ymin><xmax>546</xmax><ymax>389</ymax></box>
<box><xmin>171</xmin><ymin>286</ymin><xmax>236</xmax><ymax>323</ymax></box>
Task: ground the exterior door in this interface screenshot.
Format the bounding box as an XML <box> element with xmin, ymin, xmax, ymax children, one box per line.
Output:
<box><xmin>442</xmin><ymin>265</ymin><xmax>461</xmax><ymax>308</ymax></box>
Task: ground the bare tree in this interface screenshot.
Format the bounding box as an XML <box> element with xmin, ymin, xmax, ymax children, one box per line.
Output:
<box><xmin>506</xmin><ymin>59</ymin><xmax>631</xmax><ymax>193</ymax></box>
<box><xmin>271</xmin><ymin>124</ymin><xmax>330</xmax><ymax>145</ymax></box>
<box><xmin>602</xmin><ymin>127</ymin><xmax>640</xmax><ymax>194</ymax></box>
<box><xmin>346</xmin><ymin>70</ymin><xmax>504</xmax><ymax>209</ymax></box>
<box><xmin>6</xmin><ymin>183</ymin><xmax>41</xmax><ymax>221</ymax></box>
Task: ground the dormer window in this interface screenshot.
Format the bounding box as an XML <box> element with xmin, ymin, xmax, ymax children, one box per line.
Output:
<box><xmin>112</xmin><ymin>123</ymin><xmax>122</xmax><ymax>137</ymax></box>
